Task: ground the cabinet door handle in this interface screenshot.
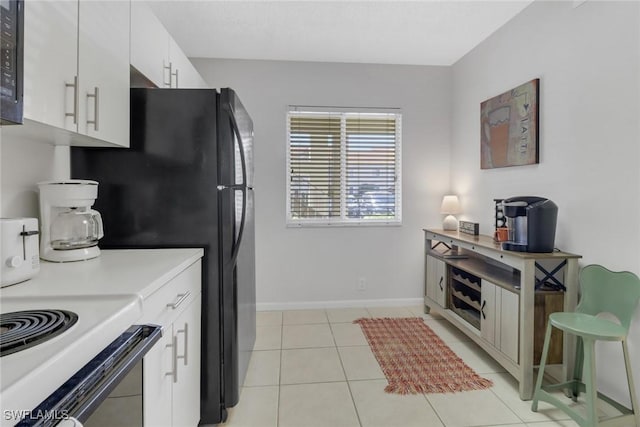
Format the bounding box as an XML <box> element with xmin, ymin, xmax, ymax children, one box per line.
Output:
<box><xmin>165</xmin><ymin>335</ymin><xmax>178</xmax><ymax>383</ymax></box>
<box><xmin>176</xmin><ymin>322</ymin><xmax>188</xmax><ymax>366</ymax></box>
<box><xmin>86</xmin><ymin>87</ymin><xmax>99</xmax><ymax>131</ymax></box>
<box><xmin>167</xmin><ymin>291</ymin><xmax>190</xmax><ymax>309</ymax></box>
<box><xmin>163</xmin><ymin>62</ymin><xmax>172</xmax><ymax>87</ymax></box>
<box><xmin>439</xmin><ymin>276</ymin><xmax>444</xmax><ymax>291</ymax></box>
<box><xmin>481</xmin><ymin>300</ymin><xmax>487</xmax><ymax>319</ymax></box>
<box><xmin>65</xmin><ymin>76</ymin><xmax>78</xmax><ymax>124</ymax></box>
<box><xmin>171</xmin><ymin>68</ymin><xmax>179</xmax><ymax>88</ymax></box>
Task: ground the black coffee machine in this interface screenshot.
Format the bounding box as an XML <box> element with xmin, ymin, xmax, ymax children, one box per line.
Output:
<box><xmin>501</xmin><ymin>196</ymin><xmax>558</xmax><ymax>253</ymax></box>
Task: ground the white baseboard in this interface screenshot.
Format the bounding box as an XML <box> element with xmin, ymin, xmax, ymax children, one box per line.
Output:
<box><xmin>256</xmin><ymin>297</ymin><xmax>423</xmax><ymax>312</ymax></box>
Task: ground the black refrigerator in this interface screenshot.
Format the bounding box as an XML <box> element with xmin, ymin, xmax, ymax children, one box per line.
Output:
<box><xmin>71</xmin><ymin>88</ymin><xmax>256</xmax><ymax>425</ymax></box>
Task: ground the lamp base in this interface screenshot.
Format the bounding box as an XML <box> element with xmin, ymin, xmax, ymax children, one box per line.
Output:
<box><xmin>443</xmin><ymin>215</ymin><xmax>458</xmax><ymax>231</ymax></box>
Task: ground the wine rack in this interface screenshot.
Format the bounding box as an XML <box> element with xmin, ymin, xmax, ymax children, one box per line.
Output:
<box><xmin>448</xmin><ymin>267</ymin><xmax>482</xmax><ymax>330</ymax></box>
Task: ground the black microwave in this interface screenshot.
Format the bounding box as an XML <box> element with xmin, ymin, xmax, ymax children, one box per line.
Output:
<box><xmin>1</xmin><ymin>0</ymin><xmax>23</xmax><ymax>125</ymax></box>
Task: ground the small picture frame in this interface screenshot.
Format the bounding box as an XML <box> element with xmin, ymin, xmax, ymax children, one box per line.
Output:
<box><xmin>459</xmin><ymin>221</ymin><xmax>479</xmax><ymax>236</ymax></box>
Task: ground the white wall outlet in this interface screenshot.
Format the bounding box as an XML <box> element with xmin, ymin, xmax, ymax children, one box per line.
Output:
<box><xmin>357</xmin><ymin>277</ymin><xmax>367</xmax><ymax>291</ymax></box>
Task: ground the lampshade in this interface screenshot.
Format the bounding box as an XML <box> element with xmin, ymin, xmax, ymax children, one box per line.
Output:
<box><xmin>440</xmin><ymin>195</ymin><xmax>460</xmax><ymax>215</ymax></box>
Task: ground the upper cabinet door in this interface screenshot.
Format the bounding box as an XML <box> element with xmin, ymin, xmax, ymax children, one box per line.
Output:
<box><xmin>23</xmin><ymin>1</ymin><xmax>78</xmax><ymax>131</ymax></box>
<box><xmin>130</xmin><ymin>3</ymin><xmax>207</xmax><ymax>89</ymax></box>
<box><xmin>131</xmin><ymin>1</ymin><xmax>170</xmax><ymax>88</ymax></box>
<box><xmin>77</xmin><ymin>0</ymin><xmax>130</xmax><ymax>147</ymax></box>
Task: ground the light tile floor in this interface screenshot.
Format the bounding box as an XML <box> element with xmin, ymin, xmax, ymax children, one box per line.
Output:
<box><xmin>223</xmin><ymin>306</ymin><xmax>620</xmax><ymax>427</ymax></box>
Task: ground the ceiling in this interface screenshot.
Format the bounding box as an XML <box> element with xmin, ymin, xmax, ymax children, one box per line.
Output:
<box><xmin>149</xmin><ymin>1</ymin><xmax>533</xmax><ymax>67</ymax></box>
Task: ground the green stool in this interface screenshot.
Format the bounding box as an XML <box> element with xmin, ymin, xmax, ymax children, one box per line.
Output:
<box><xmin>531</xmin><ymin>264</ymin><xmax>640</xmax><ymax>427</ymax></box>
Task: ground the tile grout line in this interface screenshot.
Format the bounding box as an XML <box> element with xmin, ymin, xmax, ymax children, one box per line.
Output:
<box><xmin>420</xmin><ymin>390</ymin><xmax>448</xmax><ymax>426</ymax></box>
<box><xmin>330</xmin><ymin>315</ymin><xmax>364</xmax><ymax>427</ymax></box>
<box><xmin>485</xmin><ymin>374</ymin><xmax>530</xmax><ymax>426</ymax></box>
<box><xmin>276</xmin><ymin>315</ymin><xmax>283</xmax><ymax>427</ymax></box>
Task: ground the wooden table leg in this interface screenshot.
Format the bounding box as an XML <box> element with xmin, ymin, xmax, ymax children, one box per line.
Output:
<box><xmin>519</xmin><ymin>259</ymin><xmax>536</xmax><ymax>400</ymax></box>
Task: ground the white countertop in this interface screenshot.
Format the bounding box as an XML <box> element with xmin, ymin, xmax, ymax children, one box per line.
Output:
<box><xmin>0</xmin><ymin>248</ymin><xmax>204</xmax><ymax>424</ymax></box>
<box><xmin>0</xmin><ymin>248</ymin><xmax>204</xmax><ymax>300</ymax></box>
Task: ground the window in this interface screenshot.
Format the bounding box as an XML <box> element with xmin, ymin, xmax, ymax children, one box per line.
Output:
<box><xmin>286</xmin><ymin>108</ymin><xmax>402</xmax><ymax>226</ymax></box>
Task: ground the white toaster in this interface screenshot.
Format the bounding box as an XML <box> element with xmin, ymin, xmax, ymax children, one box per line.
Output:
<box><xmin>1</xmin><ymin>218</ymin><xmax>41</xmax><ymax>287</ymax></box>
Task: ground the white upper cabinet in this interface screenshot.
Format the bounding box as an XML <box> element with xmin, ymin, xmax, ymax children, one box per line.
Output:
<box><xmin>22</xmin><ymin>0</ymin><xmax>130</xmax><ymax>147</ymax></box>
<box><xmin>130</xmin><ymin>1</ymin><xmax>170</xmax><ymax>88</ymax></box>
<box><xmin>77</xmin><ymin>1</ymin><xmax>130</xmax><ymax>146</ymax></box>
<box><xmin>131</xmin><ymin>3</ymin><xmax>207</xmax><ymax>89</ymax></box>
<box><xmin>23</xmin><ymin>1</ymin><xmax>78</xmax><ymax>132</ymax></box>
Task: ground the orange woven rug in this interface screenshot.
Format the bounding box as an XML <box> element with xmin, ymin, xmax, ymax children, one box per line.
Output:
<box><xmin>354</xmin><ymin>317</ymin><xmax>493</xmax><ymax>394</ymax></box>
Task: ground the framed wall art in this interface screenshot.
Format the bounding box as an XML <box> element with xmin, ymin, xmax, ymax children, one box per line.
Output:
<box><xmin>480</xmin><ymin>79</ymin><xmax>539</xmax><ymax>169</ymax></box>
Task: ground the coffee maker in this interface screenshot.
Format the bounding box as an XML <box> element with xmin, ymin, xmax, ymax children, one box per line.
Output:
<box><xmin>38</xmin><ymin>180</ymin><xmax>104</xmax><ymax>262</ymax></box>
<box><xmin>501</xmin><ymin>196</ymin><xmax>558</xmax><ymax>253</ymax></box>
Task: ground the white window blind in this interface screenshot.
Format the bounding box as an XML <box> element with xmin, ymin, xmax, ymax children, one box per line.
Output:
<box><xmin>287</xmin><ymin>109</ymin><xmax>402</xmax><ymax>226</ymax></box>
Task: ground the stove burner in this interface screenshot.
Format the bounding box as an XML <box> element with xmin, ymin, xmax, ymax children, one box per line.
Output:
<box><xmin>0</xmin><ymin>310</ymin><xmax>78</xmax><ymax>357</ymax></box>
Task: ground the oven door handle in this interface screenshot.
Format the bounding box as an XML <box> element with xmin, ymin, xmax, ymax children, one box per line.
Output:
<box><xmin>18</xmin><ymin>325</ymin><xmax>162</xmax><ymax>426</ymax></box>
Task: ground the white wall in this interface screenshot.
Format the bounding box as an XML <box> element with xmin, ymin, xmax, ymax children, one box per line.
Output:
<box><xmin>0</xmin><ymin>136</ymin><xmax>70</xmax><ymax>218</ymax></box>
<box><xmin>192</xmin><ymin>59</ymin><xmax>451</xmax><ymax>309</ymax></box>
<box><xmin>451</xmin><ymin>0</ymin><xmax>640</xmax><ymax>406</ymax></box>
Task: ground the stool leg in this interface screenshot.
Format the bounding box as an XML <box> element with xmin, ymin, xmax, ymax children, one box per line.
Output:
<box><xmin>532</xmin><ymin>322</ymin><xmax>554</xmax><ymax>412</ymax></box>
<box><xmin>621</xmin><ymin>339</ymin><xmax>640</xmax><ymax>426</ymax></box>
<box><xmin>572</xmin><ymin>336</ymin><xmax>584</xmax><ymax>401</ymax></box>
<box><xmin>582</xmin><ymin>338</ymin><xmax>598</xmax><ymax>427</ymax></box>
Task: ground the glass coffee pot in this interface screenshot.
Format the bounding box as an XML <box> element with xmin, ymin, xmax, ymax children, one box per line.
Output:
<box><xmin>49</xmin><ymin>207</ymin><xmax>104</xmax><ymax>250</ymax></box>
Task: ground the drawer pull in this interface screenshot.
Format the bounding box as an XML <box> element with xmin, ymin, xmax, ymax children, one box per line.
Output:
<box><xmin>439</xmin><ymin>276</ymin><xmax>444</xmax><ymax>291</ymax></box>
<box><xmin>176</xmin><ymin>323</ymin><xmax>189</xmax><ymax>366</ymax></box>
<box><xmin>167</xmin><ymin>292</ymin><xmax>190</xmax><ymax>309</ymax></box>
<box><xmin>481</xmin><ymin>300</ymin><xmax>487</xmax><ymax>319</ymax></box>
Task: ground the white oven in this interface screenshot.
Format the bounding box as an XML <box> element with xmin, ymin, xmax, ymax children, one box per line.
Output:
<box><xmin>0</xmin><ymin>294</ymin><xmax>158</xmax><ymax>427</ymax></box>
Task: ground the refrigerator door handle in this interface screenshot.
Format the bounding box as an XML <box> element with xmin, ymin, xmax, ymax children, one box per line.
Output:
<box><xmin>217</xmin><ymin>185</ymin><xmax>247</xmax><ymax>267</ymax></box>
<box><xmin>224</xmin><ymin>105</ymin><xmax>247</xmax><ymax>188</ymax></box>
<box><xmin>219</xmin><ymin>105</ymin><xmax>249</xmax><ymax>265</ymax></box>
<box><xmin>231</xmin><ymin>187</ymin><xmax>248</xmax><ymax>266</ymax></box>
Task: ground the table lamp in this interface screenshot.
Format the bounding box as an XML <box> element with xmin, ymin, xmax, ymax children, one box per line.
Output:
<box><xmin>441</xmin><ymin>195</ymin><xmax>460</xmax><ymax>231</ymax></box>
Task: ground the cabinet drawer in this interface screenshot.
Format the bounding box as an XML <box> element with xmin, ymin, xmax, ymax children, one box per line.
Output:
<box><xmin>141</xmin><ymin>260</ymin><xmax>201</xmax><ymax>326</ymax></box>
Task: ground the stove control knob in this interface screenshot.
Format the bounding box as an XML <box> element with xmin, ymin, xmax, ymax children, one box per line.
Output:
<box><xmin>6</xmin><ymin>255</ymin><xmax>22</xmax><ymax>268</ymax></box>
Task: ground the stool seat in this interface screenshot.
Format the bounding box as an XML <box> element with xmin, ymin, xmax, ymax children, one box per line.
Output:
<box><xmin>549</xmin><ymin>312</ymin><xmax>626</xmax><ymax>341</ymax></box>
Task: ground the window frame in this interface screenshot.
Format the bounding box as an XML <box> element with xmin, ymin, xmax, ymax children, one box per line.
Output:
<box><xmin>286</xmin><ymin>107</ymin><xmax>402</xmax><ymax>227</ymax></box>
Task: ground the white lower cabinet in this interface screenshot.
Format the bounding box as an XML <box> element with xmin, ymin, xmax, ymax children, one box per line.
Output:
<box><xmin>480</xmin><ymin>279</ymin><xmax>519</xmax><ymax>363</ymax></box>
<box><xmin>425</xmin><ymin>255</ymin><xmax>447</xmax><ymax>308</ymax></box>
<box><xmin>142</xmin><ymin>261</ymin><xmax>202</xmax><ymax>427</ymax></box>
<box><xmin>171</xmin><ymin>297</ymin><xmax>201</xmax><ymax>427</ymax></box>
<box><xmin>143</xmin><ymin>329</ymin><xmax>173</xmax><ymax>427</ymax></box>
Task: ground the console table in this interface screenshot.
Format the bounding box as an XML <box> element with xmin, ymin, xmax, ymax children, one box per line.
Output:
<box><xmin>423</xmin><ymin>229</ymin><xmax>582</xmax><ymax>400</ymax></box>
